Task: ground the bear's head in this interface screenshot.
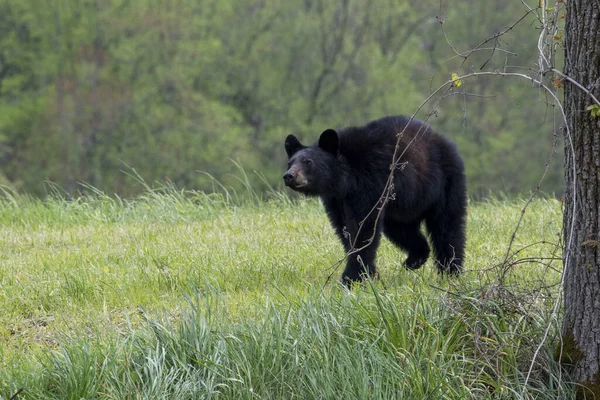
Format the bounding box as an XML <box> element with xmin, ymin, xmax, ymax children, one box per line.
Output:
<box><xmin>283</xmin><ymin>129</ymin><xmax>339</xmax><ymax>196</ymax></box>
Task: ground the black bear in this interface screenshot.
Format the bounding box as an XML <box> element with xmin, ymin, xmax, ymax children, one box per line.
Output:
<box><xmin>283</xmin><ymin>115</ymin><xmax>467</xmax><ymax>284</ymax></box>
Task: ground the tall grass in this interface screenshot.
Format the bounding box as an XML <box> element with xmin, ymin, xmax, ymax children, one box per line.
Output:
<box><xmin>4</xmin><ymin>286</ymin><xmax>571</xmax><ymax>399</ymax></box>
<box><xmin>0</xmin><ymin>183</ymin><xmax>571</xmax><ymax>399</ymax></box>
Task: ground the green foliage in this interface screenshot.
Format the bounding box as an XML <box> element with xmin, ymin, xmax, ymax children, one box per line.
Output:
<box><xmin>586</xmin><ymin>104</ymin><xmax>600</xmax><ymax>118</ymax></box>
<box><xmin>0</xmin><ymin>0</ymin><xmax>563</xmax><ymax>197</ymax></box>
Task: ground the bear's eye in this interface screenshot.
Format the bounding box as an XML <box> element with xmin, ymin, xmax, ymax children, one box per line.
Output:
<box><xmin>302</xmin><ymin>158</ymin><xmax>312</xmax><ymax>166</ymax></box>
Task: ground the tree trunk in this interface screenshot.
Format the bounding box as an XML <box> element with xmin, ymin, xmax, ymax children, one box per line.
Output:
<box><xmin>561</xmin><ymin>0</ymin><xmax>600</xmax><ymax>398</ymax></box>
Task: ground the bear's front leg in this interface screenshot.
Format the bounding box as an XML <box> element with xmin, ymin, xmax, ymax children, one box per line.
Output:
<box><xmin>340</xmin><ymin>203</ymin><xmax>382</xmax><ymax>285</ymax></box>
<box><xmin>322</xmin><ymin>197</ymin><xmax>351</xmax><ymax>252</ymax></box>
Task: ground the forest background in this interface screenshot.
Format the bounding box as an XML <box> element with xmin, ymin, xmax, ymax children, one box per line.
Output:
<box><xmin>0</xmin><ymin>0</ymin><xmax>562</xmax><ymax>198</ymax></box>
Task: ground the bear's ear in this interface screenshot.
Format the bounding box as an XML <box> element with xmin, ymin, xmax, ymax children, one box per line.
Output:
<box><xmin>285</xmin><ymin>134</ymin><xmax>304</xmax><ymax>157</ymax></box>
<box><xmin>318</xmin><ymin>129</ymin><xmax>339</xmax><ymax>155</ymax></box>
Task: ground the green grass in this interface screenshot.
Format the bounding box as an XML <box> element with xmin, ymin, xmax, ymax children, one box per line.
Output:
<box><xmin>0</xmin><ymin>187</ymin><xmax>572</xmax><ymax>399</ymax></box>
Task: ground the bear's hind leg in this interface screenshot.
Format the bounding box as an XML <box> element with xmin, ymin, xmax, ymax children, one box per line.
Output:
<box><xmin>425</xmin><ymin>166</ymin><xmax>467</xmax><ymax>275</ymax></box>
<box><xmin>425</xmin><ymin>210</ymin><xmax>465</xmax><ymax>275</ymax></box>
<box><xmin>383</xmin><ymin>219</ymin><xmax>430</xmax><ymax>270</ymax></box>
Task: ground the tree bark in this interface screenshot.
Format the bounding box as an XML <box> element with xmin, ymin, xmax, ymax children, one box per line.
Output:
<box><xmin>561</xmin><ymin>0</ymin><xmax>600</xmax><ymax>398</ymax></box>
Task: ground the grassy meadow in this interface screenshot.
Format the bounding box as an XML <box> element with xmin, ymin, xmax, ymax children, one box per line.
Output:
<box><xmin>0</xmin><ymin>186</ymin><xmax>572</xmax><ymax>399</ymax></box>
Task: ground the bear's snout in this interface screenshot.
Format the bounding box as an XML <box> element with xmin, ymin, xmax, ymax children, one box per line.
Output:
<box><xmin>283</xmin><ymin>168</ymin><xmax>309</xmax><ymax>190</ymax></box>
<box><xmin>283</xmin><ymin>172</ymin><xmax>295</xmax><ymax>186</ymax></box>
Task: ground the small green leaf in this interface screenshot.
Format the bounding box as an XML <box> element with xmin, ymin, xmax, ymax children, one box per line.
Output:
<box><xmin>451</xmin><ymin>72</ymin><xmax>462</xmax><ymax>87</ymax></box>
<box><xmin>586</xmin><ymin>104</ymin><xmax>600</xmax><ymax>118</ymax></box>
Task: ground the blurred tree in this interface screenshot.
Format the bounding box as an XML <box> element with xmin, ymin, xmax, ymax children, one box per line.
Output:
<box><xmin>0</xmin><ymin>0</ymin><xmax>564</xmax><ymax>198</ymax></box>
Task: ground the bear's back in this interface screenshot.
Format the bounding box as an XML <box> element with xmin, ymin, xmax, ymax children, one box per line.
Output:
<box><xmin>336</xmin><ymin>115</ymin><xmax>435</xmax><ymax>167</ymax></box>
<box><xmin>333</xmin><ymin>116</ymin><xmax>457</xmax><ymax>209</ymax></box>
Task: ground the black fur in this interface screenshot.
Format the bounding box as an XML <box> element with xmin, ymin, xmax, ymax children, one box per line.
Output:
<box><xmin>283</xmin><ymin>115</ymin><xmax>467</xmax><ymax>285</ymax></box>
